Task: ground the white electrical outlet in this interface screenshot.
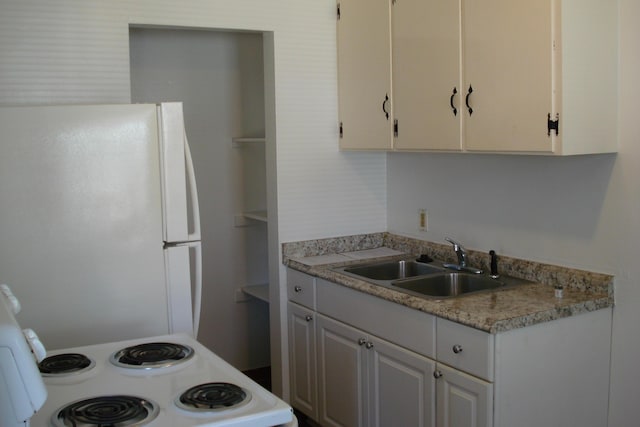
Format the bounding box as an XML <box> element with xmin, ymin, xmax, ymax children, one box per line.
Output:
<box><xmin>419</xmin><ymin>209</ymin><xmax>428</xmax><ymax>231</ymax></box>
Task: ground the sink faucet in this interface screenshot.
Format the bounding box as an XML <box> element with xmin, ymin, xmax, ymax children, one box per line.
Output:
<box><xmin>444</xmin><ymin>237</ymin><xmax>483</xmax><ymax>274</ymax></box>
<box><xmin>445</xmin><ymin>237</ymin><xmax>467</xmax><ymax>267</ymax></box>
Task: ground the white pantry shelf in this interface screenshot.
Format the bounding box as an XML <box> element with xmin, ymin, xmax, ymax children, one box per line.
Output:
<box><xmin>243</xmin><ymin>210</ymin><xmax>267</xmax><ymax>222</ymax></box>
<box><xmin>232</xmin><ymin>137</ymin><xmax>266</xmax><ymax>146</ymax></box>
<box><xmin>242</xmin><ymin>284</ymin><xmax>270</xmax><ymax>303</ymax></box>
<box><xmin>234</xmin><ymin>211</ymin><xmax>268</xmax><ymax>227</ymax></box>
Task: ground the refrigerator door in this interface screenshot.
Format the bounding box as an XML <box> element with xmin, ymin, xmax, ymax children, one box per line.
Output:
<box><xmin>159</xmin><ymin>103</ymin><xmax>201</xmax><ymax>243</ymax></box>
<box><xmin>0</xmin><ymin>104</ymin><xmax>171</xmax><ymax>348</ymax></box>
<box><xmin>164</xmin><ymin>242</ymin><xmax>202</xmax><ymax>337</ymax></box>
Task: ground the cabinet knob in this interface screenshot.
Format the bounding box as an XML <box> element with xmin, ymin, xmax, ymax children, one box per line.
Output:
<box><xmin>294</xmin><ymin>286</ymin><xmax>302</xmax><ymax>293</ymax></box>
<box><xmin>358</xmin><ymin>338</ymin><xmax>367</xmax><ymax>346</ymax></box>
<box><xmin>452</xmin><ymin>344</ymin><xmax>463</xmax><ymax>354</ymax></box>
<box><xmin>433</xmin><ymin>370</ymin><xmax>443</xmax><ymax>379</ymax></box>
<box><xmin>365</xmin><ymin>341</ymin><xmax>374</xmax><ymax>349</ymax></box>
<box><xmin>304</xmin><ymin>315</ymin><xmax>313</xmax><ymax>322</ymax></box>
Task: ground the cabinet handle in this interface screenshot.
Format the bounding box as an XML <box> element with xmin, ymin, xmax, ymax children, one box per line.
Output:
<box><xmin>304</xmin><ymin>315</ymin><xmax>313</xmax><ymax>322</ymax></box>
<box><xmin>452</xmin><ymin>344</ymin><xmax>463</xmax><ymax>354</ymax></box>
<box><xmin>358</xmin><ymin>338</ymin><xmax>367</xmax><ymax>346</ymax></box>
<box><xmin>382</xmin><ymin>94</ymin><xmax>390</xmax><ymax>120</ymax></box>
<box><xmin>294</xmin><ymin>286</ymin><xmax>302</xmax><ymax>293</ymax></box>
<box><xmin>450</xmin><ymin>87</ymin><xmax>458</xmax><ymax>116</ymax></box>
<box><xmin>433</xmin><ymin>370</ymin><xmax>443</xmax><ymax>379</ymax></box>
<box><xmin>465</xmin><ymin>85</ymin><xmax>473</xmax><ymax>115</ymax></box>
<box><xmin>365</xmin><ymin>341</ymin><xmax>374</xmax><ymax>349</ymax></box>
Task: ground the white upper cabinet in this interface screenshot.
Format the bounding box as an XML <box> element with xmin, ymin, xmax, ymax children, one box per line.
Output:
<box><xmin>462</xmin><ymin>0</ymin><xmax>554</xmax><ymax>153</ymax></box>
<box><xmin>392</xmin><ymin>0</ymin><xmax>462</xmax><ymax>151</ymax></box>
<box><xmin>337</xmin><ymin>0</ymin><xmax>618</xmax><ymax>155</ymax></box>
<box><xmin>337</xmin><ymin>0</ymin><xmax>393</xmax><ymax>150</ymax></box>
<box><xmin>462</xmin><ymin>0</ymin><xmax>617</xmax><ymax>154</ymax></box>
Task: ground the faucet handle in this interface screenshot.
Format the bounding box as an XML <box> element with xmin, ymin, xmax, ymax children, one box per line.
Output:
<box><xmin>445</xmin><ymin>237</ymin><xmax>463</xmax><ymax>250</ymax></box>
<box><xmin>444</xmin><ymin>237</ymin><xmax>467</xmax><ymax>267</ymax></box>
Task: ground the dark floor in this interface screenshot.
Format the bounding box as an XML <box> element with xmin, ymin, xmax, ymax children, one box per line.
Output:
<box><xmin>243</xmin><ymin>366</ymin><xmax>272</xmax><ymax>391</ymax></box>
<box><xmin>243</xmin><ymin>366</ymin><xmax>316</xmax><ymax>427</ymax></box>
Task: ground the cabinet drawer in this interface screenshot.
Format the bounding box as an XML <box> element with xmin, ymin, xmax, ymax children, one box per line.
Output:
<box><xmin>287</xmin><ymin>269</ymin><xmax>316</xmax><ymax>309</ymax></box>
<box><xmin>437</xmin><ymin>318</ymin><xmax>494</xmax><ymax>381</ymax></box>
<box><xmin>317</xmin><ymin>278</ymin><xmax>435</xmax><ymax>358</ymax></box>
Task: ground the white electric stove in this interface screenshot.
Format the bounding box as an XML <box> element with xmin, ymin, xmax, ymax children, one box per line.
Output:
<box><xmin>0</xmin><ymin>284</ymin><xmax>295</xmax><ymax>427</ymax></box>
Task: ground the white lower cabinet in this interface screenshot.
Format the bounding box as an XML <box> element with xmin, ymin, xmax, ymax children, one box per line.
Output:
<box><xmin>316</xmin><ymin>314</ymin><xmax>368</xmax><ymax>427</ymax></box>
<box><xmin>288</xmin><ymin>302</ymin><xmax>318</xmax><ymax>420</ymax></box>
<box><xmin>435</xmin><ymin>364</ymin><xmax>492</xmax><ymax>427</ymax></box>
<box><xmin>317</xmin><ymin>314</ymin><xmax>436</xmax><ymax>427</ymax></box>
<box><xmin>287</xmin><ymin>269</ymin><xmax>612</xmax><ymax>427</ymax></box>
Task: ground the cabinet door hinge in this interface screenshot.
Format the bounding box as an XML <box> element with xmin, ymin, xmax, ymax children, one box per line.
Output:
<box><xmin>547</xmin><ymin>113</ymin><xmax>559</xmax><ymax>136</ymax></box>
<box><xmin>339</xmin><ymin>122</ymin><xmax>344</xmax><ymax>138</ymax></box>
<box><xmin>393</xmin><ymin>119</ymin><xmax>398</xmax><ymax>137</ymax></box>
<box><xmin>337</xmin><ymin>3</ymin><xmax>341</xmax><ymax>20</ymax></box>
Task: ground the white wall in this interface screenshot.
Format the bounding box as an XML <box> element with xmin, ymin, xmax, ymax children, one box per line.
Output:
<box><xmin>387</xmin><ymin>2</ymin><xmax>638</xmax><ymax>425</ymax></box>
<box><xmin>0</xmin><ymin>0</ymin><xmax>387</xmax><ymax>395</ymax></box>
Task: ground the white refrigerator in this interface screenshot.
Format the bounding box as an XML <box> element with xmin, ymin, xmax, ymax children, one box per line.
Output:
<box><xmin>0</xmin><ymin>103</ymin><xmax>202</xmax><ymax>349</ymax></box>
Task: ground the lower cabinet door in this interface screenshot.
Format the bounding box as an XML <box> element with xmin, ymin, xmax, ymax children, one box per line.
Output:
<box><xmin>436</xmin><ymin>364</ymin><xmax>493</xmax><ymax>427</ymax></box>
<box><xmin>317</xmin><ymin>314</ymin><xmax>368</xmax><ymax>427</ymax></box>
<box><xmin>368</xmin><ymin>338</ymin><xmax>437</xmax><ymax>427</ymax></box>
<box><xmin>288</xmin><ymin>302</ymin><xmax>317</xmax><ymax>420</ymax></box>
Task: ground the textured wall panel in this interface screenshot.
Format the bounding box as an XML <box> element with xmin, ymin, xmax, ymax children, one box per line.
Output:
<box><xmin>0</xmin><ymin>0</ymin><xmax>387</xmax><ymax>242</ymax></box>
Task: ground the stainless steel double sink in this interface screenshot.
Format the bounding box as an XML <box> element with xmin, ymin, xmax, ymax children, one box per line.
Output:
<box><xmin>333</xmin><ymin>258</ymin><xmax>531</xmax><ymax>299</ymax></box>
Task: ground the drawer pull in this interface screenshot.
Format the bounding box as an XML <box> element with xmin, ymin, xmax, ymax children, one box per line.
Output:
<box><xmin>294</xmin><ymin>286</ymin><xmax>302</xmax><ymax>292</ymax></box>
<box><xmin>305</xmin><ymin>315</ymin><xmax>313</xmax><ymax>322</ymax></box>
<box><xmin>433</xmin><ymin>370</ymin><xmax>443</xmax><ymax>379</ymax></box>
<box><xmin>452</xmin><ymin>344</ymin><xmax>463</xmax><ymax>354</ymax></box>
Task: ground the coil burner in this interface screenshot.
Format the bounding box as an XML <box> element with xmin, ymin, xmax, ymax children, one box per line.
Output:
<box><xmin>176</xmin><ymin>382</ymin><xmax>252</xmax><ymax>412</ymax></box>
<box><xmin>39</xmin><ymin>353</ymin><xmax>95</xmax><ymax>377</ymax></box>
<box><xmin>51</xmin><ymin>395</ymin><xmax>159</xmax><ymax>427</ymax></box>
<box><xmin>110</xmin><ymin>342</ymin><xmax>194</xmax><ymax>369</ymax></box>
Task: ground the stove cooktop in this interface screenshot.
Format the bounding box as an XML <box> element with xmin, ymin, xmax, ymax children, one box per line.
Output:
<box><xmin>30</xmin><ymin>333</ymin><xmax>293</xmax><ymax>427</ymax></box>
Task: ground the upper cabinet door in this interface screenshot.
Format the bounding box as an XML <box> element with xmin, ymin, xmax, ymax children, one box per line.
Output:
<box><xmin>335</xmin><ymin>0</ymin><xmax>617</xmax><ymax>154</ymax></box>
<box><xmin>337</xmin><ymin>0</ymin><xmax>393</xmax><ymax>150</ymax></box>
<box><xmin>392</xmin><ymin>0</ymin><xmax>462</xmax><ymax>151</ymax></box>
<box><xmin>462</xmin><ymin>0</ymin><xmax>554</xmax><ymax>153</ymax></box>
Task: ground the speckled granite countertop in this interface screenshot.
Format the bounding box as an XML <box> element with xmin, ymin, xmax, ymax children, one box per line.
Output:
<box><xmin>283</xmin><ymin>233</ymin><xmax>614</xmax><ymax>334</ymax></box>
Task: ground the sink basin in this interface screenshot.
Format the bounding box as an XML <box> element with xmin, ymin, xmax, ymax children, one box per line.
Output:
<box><xmin>333</xmin><ymin>257</ymin><xmax>532</xmax><ymax>300</ymax></box>
<box><xmin>392</xmin><ymin>273</ymin><xmax>505</xmax><ymax>298</ymax></box>
<box><xmin>342</xmin><ymin>260</ymin><xmax>444</xmax><ymax>281</ymax></box>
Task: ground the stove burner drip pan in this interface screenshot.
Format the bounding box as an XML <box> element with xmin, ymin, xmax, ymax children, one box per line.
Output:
<box><xmin>52</xmin><ymin>395</ymin><xmax>159</xmax><ymax>427</ymax></box>
<box><xmin>176</xmin><ymin>382</ymin><xmax>252</xmax><ymax>412</ymax></box>
<box><xmin>39</xmin><ymin>353</ymin><xmax>95</xmax><ymax>376</ymax></box>
<box><xmin>110</xmin><ymin>342</ymin><xmax>194</xmax><ymax>369</ymax></box>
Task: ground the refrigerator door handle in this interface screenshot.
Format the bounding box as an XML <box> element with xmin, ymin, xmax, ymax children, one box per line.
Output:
<box><xmin>159</xmin><ymin>102</ymin><xmax>201</xmax><ymax>243</ymax></box>
<box><xmin>164</xmin><ymin>242</ymin><xmax>202</xmax><ymax>337</ymax></box>
<box><xmin>190</xmin><ymin>241</ymin><xmax>202</xmax><ymax>337</ymax></box>
<box><xmin>184</xmin><ymin>132</ymin><xmax>201</xmax><ymax>242</ymax></box>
